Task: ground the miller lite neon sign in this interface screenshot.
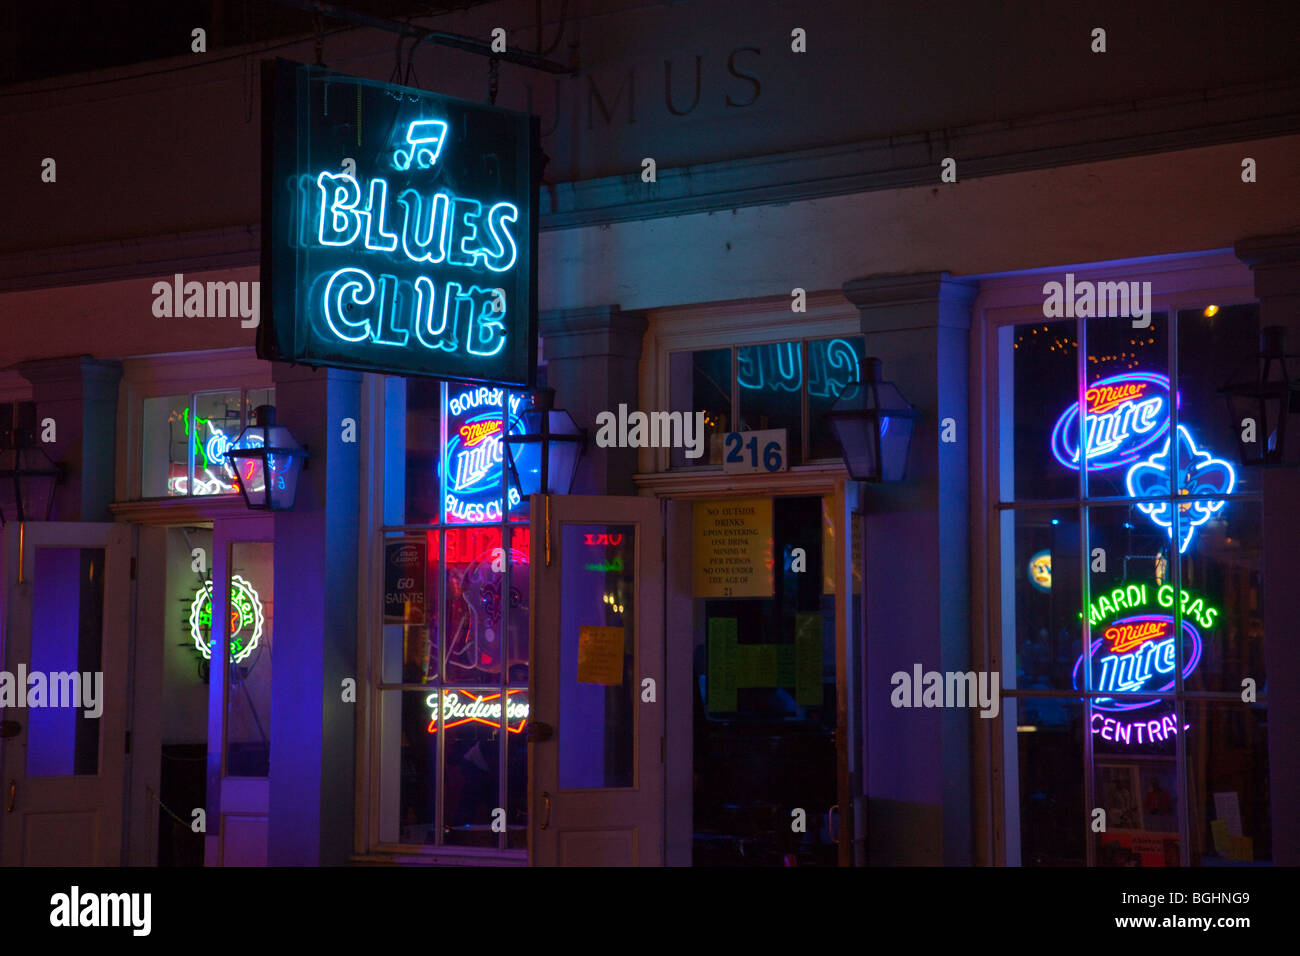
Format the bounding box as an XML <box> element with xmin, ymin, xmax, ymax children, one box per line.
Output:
<box><xmin>1050</xmin><ymin>372</ymin><xmax>1172</xmax><ymax>471</ymax></box>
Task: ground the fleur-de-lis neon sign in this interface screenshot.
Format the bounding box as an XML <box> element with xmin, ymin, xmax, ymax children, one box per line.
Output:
<box><xmin>1124</xmin><ymin>425</ymin><xmax>1236</xmax><ymax>553</ymax></box>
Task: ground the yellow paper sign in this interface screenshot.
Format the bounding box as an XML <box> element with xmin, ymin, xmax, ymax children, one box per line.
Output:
<box><xmin>693</xmin><ymin>497</ymin><xmax>774</xmax><ymax>598</ymax></box>
<box><xmin>577</xmin><ymin>626</ymin><xmax>625</xmax><ymax>685</ymax></box>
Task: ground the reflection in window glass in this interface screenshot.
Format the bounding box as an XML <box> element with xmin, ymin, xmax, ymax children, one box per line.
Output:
<box><xmin>140</xmin><ymin>387</ymin><xmax>273</xmax><ymax>499</ymax></box>
<box><xmin>807</xmin><ymin>336</ymin><xmax>865</xmax><ymax>460</ymax></box>
<box><xmin>141</xmin><ymin>394</ymin><xmax>190</xmax><ymax>498</ymax></box>
<box><xmin>737</xmin><ymin>341</ymin><xmax>803</xmax><ymax>465</ymax></box>
<box><xmin>669</xmin><ymin>348</ymin><xmax>732</xmax><ymax>467</ymax></box>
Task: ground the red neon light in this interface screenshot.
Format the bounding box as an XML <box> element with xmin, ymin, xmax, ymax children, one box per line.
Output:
<box><xmin>583</xmin><ymin>533</ymin><xmax>623</xmax><ymax>546</ymax></box>
<box><xmin>1104</xmin><ymin>619</ymin><xmax>1170</xmax><ymax>654</ymax></box>
<box><xmin>459</xmin><ymin>419</ymin><xmax>503</xmax><ymax>447</ymax></box>
<box><xmin>426</xmin><ymin>689</ymin><xmax>528</xmax><ymax>735</ymax></box>
<box><xmin>1086</xmin><ymin>382</ymin><xmax>1148</xmax><ymax>415</ymax></box>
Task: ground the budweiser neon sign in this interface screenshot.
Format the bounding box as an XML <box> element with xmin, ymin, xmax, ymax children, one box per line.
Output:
<box><xmin>425</xmin><ymin>689</ymin><xmax>528</xmax><ymax>733</ymax></box>
<box><xmin>1050</xmin><ymin>372</ymin><xmax>1172</xmax><ymax>471</ymax></box>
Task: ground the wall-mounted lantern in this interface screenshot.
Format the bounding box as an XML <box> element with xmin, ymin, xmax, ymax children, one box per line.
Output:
<box><xmin>827</xmin><ymin>358</ymin><xmax>917</xmax><ymax>482</ymax></box>
<box><xmin>505</xmin><ymin>388</ymin><xmax>586</xmax><ymax>496</ymax></box>
<box><xmin>1220</xmin><ymin>325</ymin><xmax>1300</xmax><ymax>467</ymax></box>
<box><xmin>224</xmin><ymin>405</ymin><xmax>309</xmax><ymax>510</ymax></box>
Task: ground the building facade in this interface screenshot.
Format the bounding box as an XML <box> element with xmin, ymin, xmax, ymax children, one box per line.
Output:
<box><xmin>2</xmin><ymin>0</ymin><xmax>1298</xmax><ymax>867</ymax></box>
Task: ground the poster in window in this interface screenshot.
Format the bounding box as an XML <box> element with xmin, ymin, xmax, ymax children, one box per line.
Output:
<box><xmin>384</xmin><ymin>539</ymin><xmax>427</xmax><ymax>624</ymax></box>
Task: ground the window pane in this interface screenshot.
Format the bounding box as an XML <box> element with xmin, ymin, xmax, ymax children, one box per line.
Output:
<box><xmin>440</xmin><ymin>688</ymin><xmax>506</xmax><ymax>847</ymax></box>
<box><xmin>1014</xmin><ymin>698</ymin><xmax>1085</xmax><ymax>865</ymax></box>
<box><xmin>381</xmin><ymin>532</ymin><xmax>439</xmax><ymax>684</ymax></box>
<box><xmin>379</xmin><ymin>689</ymin><xmax>440</xmax><ymax>845</ymax></box>
<box><xmin>1083</xmin><ymin>314</ymin><xmax>1170</xmax><ymax>499</ymax></box>
<box><xmin>1083</xmin><ymin>504</ymin><xmax>1183</xmax><ymax>717</ymax></box>
<box><xmin>1001</xmin><ymin>506</ymin><xmax>1082</xmax><ymax>690</ymax></box>
<box><xmin>1185</xmin><ymin>700</ymin><xmax>1270</xmax><ymax>863</ymax></box>
<box><xmin>27</xmin><ymin>548</ymin><xmax>104</xmax><ymax>777</ymax></box>
<box><xmin>141</xmin><ymin>394</ymin><xmax>190</xmax><ymax>497</ymax></box>
<box><xmin>224</xmin><ymin>541</ymin><xmax>272</xmax><ymax>777</ymax></box>
<box><xmin>1179</xmin><ymin>501</ymin><xmax>1263</xmax><ymax>694</ymax></box>
<box><xmin>191</xmin><ymin>390</ymin><xmax>242</xmax><ymax>496</ymax></box>
<box><xmin>404</xmin><ymin>378</ymin><xmax>441</xmax><ymax>524</ymax></box>
<box><xmin>1178</xmin><ymin>304</ymin><xmax>1259</xmax><ymax>496</ymax></box>
<box><xmin>1001</xmin><ymin>321</ymin><xmax>1079</xmax><ymax>501</ymax></box>
<box><xmin>807</xmin><ymin>336</ymin><xmax>866</xmax><ymax>460</ymax></box>
<box><xmin>736</xmin><ymin>341</ymin><xmax>803</xmax><ymax>466</ymax></box>
<box><xmin>559</xmin><ymin>524</ymin><xmax>636</xmax><ymax>790</ymax></box>
<box><xmin>1094</xmin><ymin>756</ymin><xmax>1180</xmax><ymax>866</ymax></box>
<box><xmin>442</xmin><ymin>383</ymin><xmax>523</xmax><ymax>524</ymax></box>
<box><xmin>669</xmin><ymin>348</ymin><xmax>732</xmax><ymax>467</ymax></box>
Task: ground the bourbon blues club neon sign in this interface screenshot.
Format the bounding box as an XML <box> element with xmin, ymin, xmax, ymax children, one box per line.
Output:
<box><xmin>261</xmin><ymin>60</ymin><xmax>538</xmax><ymax>386</ymax></box>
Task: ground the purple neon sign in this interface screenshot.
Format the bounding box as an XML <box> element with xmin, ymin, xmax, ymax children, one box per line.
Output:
<box><xmin>1049</xmin><ymin>372</ymin><xmax>1173</xmax><ymax>471</ymax></box>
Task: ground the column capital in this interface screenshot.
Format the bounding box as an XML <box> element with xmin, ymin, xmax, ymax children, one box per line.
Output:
<box><xmin>539</xmin><ymin>305</ymin><xmax>647</xmax><ymax>361</ymax></box>
<box><xmin>1235</xmin><ymin>232</ymin><xmax>1300</xmax><ymax>299</ymax></box>
<box><xmin>17</xmin><ymin>355</ymin><xmax>122</xmax><ymax>400</ymax></box>
<box><xmin>842</xmin><ymin>272</ymin><xmax>979</xmax><ymax>334</ymax></box>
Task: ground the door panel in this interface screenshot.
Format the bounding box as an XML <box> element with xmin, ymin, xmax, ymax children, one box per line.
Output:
<box><xmin>530</xmin><ymin>495</ymin><xmax>664</xmax><ymax>866</ymax></box>
<box><xmin>203</xmin><ymin>515</ymin><xmax>273</xmax><ymax>867</ymax></box>
<box><xmin>1</xmin><ymin>522</ymin><xmax>132</xmax><ymax>866</ymax></box>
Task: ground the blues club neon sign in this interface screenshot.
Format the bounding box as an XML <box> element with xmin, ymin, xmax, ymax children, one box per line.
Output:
<box><xmin>1049</xmin><ymin>371</ymin><xmax>1236</xmax><ymax>553</ymax></box>
<box><xmin>261</xmin><ymin>60</ymin><xmax>538</xmax><ymax>386</ymax></box>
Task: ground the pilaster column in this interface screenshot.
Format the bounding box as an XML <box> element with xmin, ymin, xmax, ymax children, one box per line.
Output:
<box><xmin>538</xmin><ymin>306</ymin><xmax>647</xmax><ymax>495</ymax></box>
<box><xmin>1235</xmin><ymin>232</ymin><xmax>1300</xmax><ymax>865</ymax></box>
<box><xmin>16</xmin><ymin>356</ymin><xmax>122</xmax><ymax>521</ymax></box>
<box><xmin>842</xmin><ymin>271</ymin><xmax>978</xmax><ymax>865</ymax></box>
<box><xmin>266</xmin><ymin>363</ymin><xmax>362</xmax><ymax>866</ymax></box>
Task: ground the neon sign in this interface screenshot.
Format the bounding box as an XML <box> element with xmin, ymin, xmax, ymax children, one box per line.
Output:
<box><xmin>262</xmin><ymin>61</ymin><xmax>537</xmax><ymax>386</ymax></box>
<box><xmin>441</xmin><ymin>385</ymin><xmax>527</xmax><ymax>523</ymax></box>
<box><xmin>1125</xmin><ymin>425</ymin><xmax>1236</xmax><ymax>553</ymax></box>
<box><xmin>425</xmin><ymin>689</ymin><xmax>528</xmax><ymax>734</ymax></box>
<box><xmin>189</xmin><ymin>575</ymin><xmax>264</xmax><ymax>663</ymax></box>
<box><xmin>1072</xmin><ymin>581</ymin><xmax>1214</xmax><ymax>745</ymax></box>
<box><xmin>1027</xmin><ymin>549</ymin><xmax>1052</xmax><ymax>592</ymax></box>
<box><xmin>1050</xmin><ymin>372</ymin><xmax>1172</xmax><ymax>471</ymax></box>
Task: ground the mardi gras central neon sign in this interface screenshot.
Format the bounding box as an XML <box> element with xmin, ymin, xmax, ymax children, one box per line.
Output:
<box><xmin>262</xmin><ymin>62</ymin><xmax>536</xmax><ymax>386</ymax></box>
<box><xmin>189</xmin><ymin>575</ymin><xmax>264</xmax><ymax>663</ymax></box>
<box><xmin>1073</xmin><ymin>582</ymin><xmax>1216</xmax><ymax>745</ymax></box>
<box><xmin>1049</xmin><ymin>371</ymin><xmax>1236</xmax><ymax>553</ymax></box>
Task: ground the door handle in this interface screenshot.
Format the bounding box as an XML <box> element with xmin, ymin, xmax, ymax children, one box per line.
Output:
<box><xmin>526</xmin><ymin>721</ymin><xmax>554</xmax><ymax>743</ymax></box>
<box><xmin>6</xmin><ymin>780</ymin><xmax>14</xmax><ymax>813</ymax></box>
<box><xmin>0</xmin><ymin>720</ymin><xmax>21</xmax><ymax>739</ymax></box>
<box><xmin>828</xmin><ymin>803</ymin><xmax>840</xmax><ymax>844</ymax></box>
<box><xmin>540</xmin><ymin>791</ymin><xmax>551</xmax><ymax>831</ymax></box>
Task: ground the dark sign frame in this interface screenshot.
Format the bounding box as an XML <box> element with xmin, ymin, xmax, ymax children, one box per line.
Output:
<box><xmin>260</xmin><ymin>59</ymin><xmax>539</xmax><ymax>387</ymax></box>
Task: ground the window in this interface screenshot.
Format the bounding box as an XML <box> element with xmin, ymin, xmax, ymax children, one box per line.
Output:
<box><xmin>996</xmin><ymin>303</ymin><xmax>1268</xmax><ymax>866</ymax></box>
<box><xmin>378</xmin><ymin>380</ymin><xmax>531</xmax><ymax>850</ymax></box>
<box><xmin>668</xmin><ymin>336</ymin><xmax>866</xmax><ymax>467</ymax></box>
<box><xmin>140</xmin><ymin>387</ymin><xmax>274</xmax><ymax>498</ymax></box>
